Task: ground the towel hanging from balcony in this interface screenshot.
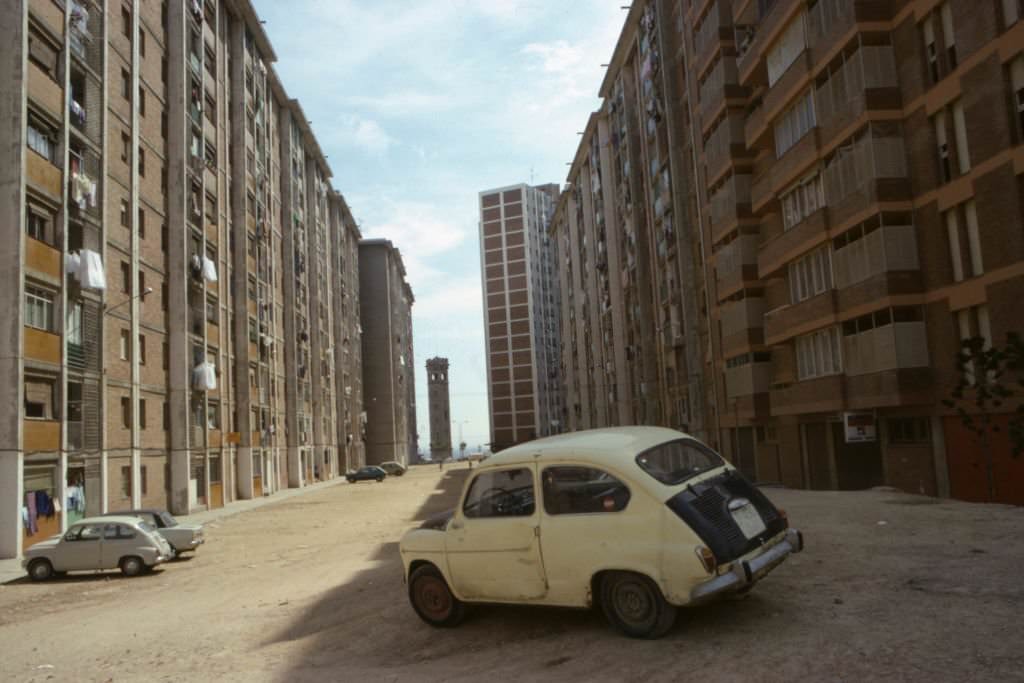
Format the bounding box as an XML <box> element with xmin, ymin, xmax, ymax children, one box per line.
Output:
<box><xmin>202</xmin><ymin>255</ymin><xmax>218</xmax><ymax>283</ymax></box>
<box><xmin>78</xmin><ymin>249</ymin><xmax>107</xmax><ymax>290</ymax></box>
<box><xmin>192</xmin><ymin>362</ymin><xmax>217</xmax><ymax>391</ymax></box>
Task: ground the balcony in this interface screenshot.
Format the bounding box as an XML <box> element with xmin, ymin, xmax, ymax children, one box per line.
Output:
<box><xmin>27</xmin><ymin>151</ymin><xmax>62</xmax><ymax>200</ymax></box>
<box><xmin>694</xmin><ymin>0</ymin><xmax>727</xmax><ymax>72</ymax></box>
<box><xmin>720</xmin><ymin>297</ymin><xmax>766</xmax><ymax>355</ymax></box>
<box><xmin>764</xmin><ymin>290</ymin><xmax>837</xmax><ymax>345</ymax></box>
<box><xmin>772</xmin><ymin>128</ymin><xmax>820</xmax><ymax>194</ymax></box>
<box><xmin>770</xmin><ymin>374</ymin><xmax>846</xmax><ymax>416</ymax></box>
<box><xmin>815</xmin><ymin>46</ymin><xmax>900</xmax><ymax>144</ymax></box>
<box><xmin>25</xmin><ymin>236</ymin><xmax>61</xmax><ymax>279</ymax></box>
<box><xmin>66</xmin><ymin>420</ymin><xmax>83</xmax><ymax>451</ymax></box>
<box><xmin>698</xmin><ymin>58</ymin><xmax>741</xmax><ymax>130</ymax></box>
<box><xmin>833</xmin><ymin>222</ymin><xmax>919</xmax><ymax>295</ymax></box>
<box><xmin>715</xmin><ymin>233</ymin><xmax>759</xmax><ymax>299</ymax></box>
<box><xmin>736</xmin><ymin>0</ymin><xmax>788</xmax><ymax>86</ymax></box>
<box><xmin>704</xmin><ymin>112</ymin><xmax>747</xmax><ymax>184</ymax></box>
<box><xmin>823</xmin><ymin>130</ymin><xmax>911</xmax><ymax>229</ymax></box>
<box><xmin>31</xmin><ymin>0</ymin><xmax>65</xmax><ymax>37</ymax></box>
<box><xmin>744</xmin><ymin>100</ymin><xmax>770</xmax><ymax>152</ymax></box>
<box><xmin>844</xmin><ymin>321</ymin><xmax>929</xmax><ymax>378</ymax></box>
<box><xmin>24</xmin><ymin>419</ymin><xmax>60</xmax><ymax>452</ymax></box>
<box><xmin>763</xmin><ymin>51</ymin><xmax>811</xmax><ymax>123</ymax></box>
<box><xmin>846</xmin><ymin>367</ymin><xmax>934</xmax><ymax>410</ymax></box>
<box><xmin>24</xmin><ymin>327</ymin><xmax>61</xmax><ymax>365</ymax></box>
<box><xmin>709</xmin><ymin>173</ymin><xmax>753</xmax><ymax>242</ymax></box>
<box><xmin>27</xmin><ymin>62</ymin><xmax>62</xmax><ymax>118</ymax></box>
<box><xmin>725</xmin><ymin>361</ymin><xmax>772</xmax><ymax>398</ymax></box>
<box><xmin>759</xmin><ymin>207</ymin><xmax>828</xmax><ymax>278</ymax></box>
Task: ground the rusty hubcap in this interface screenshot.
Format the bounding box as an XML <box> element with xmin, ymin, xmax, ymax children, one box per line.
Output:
<box><xmin>415</xmin><ymin>576</ymin><xmax>452</xmax><ymax>620</ymax></box>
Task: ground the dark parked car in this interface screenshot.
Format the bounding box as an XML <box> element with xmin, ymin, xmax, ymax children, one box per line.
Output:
<box><xmin>346</xmin><ymin>466</ymin><xmax>387</xmax><ymax>483</ymax></box>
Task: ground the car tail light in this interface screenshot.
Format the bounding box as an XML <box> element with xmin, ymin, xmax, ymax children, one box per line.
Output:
<box><xmin>695</xmin><ymin>546</ymin><xmax>717</xmax><ymax>574</ymax></box>
<box><xmin>778</xmin><ymin>508</ymin><xmax>789</xmax><ymax>528</ymax></box>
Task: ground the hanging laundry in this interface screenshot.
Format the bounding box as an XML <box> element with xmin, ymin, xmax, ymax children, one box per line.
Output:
<box><xmin>35</xmin><ymin>490</ymin><xmax>55</xmax><ymax>519</ymax></box>
<box><xmin>25</xmin><ymin>492</ymin><xmax>38</xmax><ymax>535</ymax></box>
<box><xmin>79</xmin><ymin>249</ymin><xmax>107</xmax><ymax>290</ymax></box>
<box><xmin>192</xmin><ymin>362</ymin><xmax>217</xmax><ymax>391</ymax></box>
<box><xmin>202</xmin><ymin>255</ymin><xmax>218</xmax><ymax>283</ymax></box>
<box><xmin>69</xmin><ymin>99</ymin><xmax>86</xmax><ymax>125</ymax></box>
<box><xmin>65</xmin><ymin>252</ymin><xmax>81</xmax><ymax>279</ymax></box>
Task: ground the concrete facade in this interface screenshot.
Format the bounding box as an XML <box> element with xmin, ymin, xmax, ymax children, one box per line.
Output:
<box><xmin>1</xmin><ymin>0</ymin><xmax>369</xmax><ymax>560</ymax></box>
<box><xmin>358</xmin><ymin>239</ymin><xmax>416</xmax><ymax>467</ymax></box>
<box><xmin>479</xmin><ymin>183</ymin><xmax>564</xmax><ymax>451</ymax></box>
<box><xmin>551</xmin><ymin>0</ymin><xmax>1024</xmax><ymax>504</ymax></box>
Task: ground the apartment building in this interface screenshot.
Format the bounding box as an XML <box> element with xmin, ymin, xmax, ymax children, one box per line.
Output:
<box><xmin>426</xmin><ymin>357</ymin><xmax>452</xmax><ymax>462</ymax></box>
<box><xmin>552</xmin><ymin>0</ymin><xmax>1024</xmax><ymax>504</ymax></box>
<box><xmin>1</xmin><ymin>0</ymin><xmax>368</xmax><ymax>560</ymax></box>
<box><xmin>359</xmin><ymin>239</ymin><xmax>416</xmax><ymax>467</ymax></box>
<box><xmin>550</xmin><ymin>4</ymin><xmax>715</xmax><ymax>450</ymax></box>
<box><xmin>479</xmin><ymin>183</ymin><xmax>564</xmax><ymax>451</ymax></box>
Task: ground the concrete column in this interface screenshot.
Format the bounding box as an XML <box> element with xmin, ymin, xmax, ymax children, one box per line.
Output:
<box><xmin>931</xmin><ymin>415</ymin><xmax>951</xmax><ymax>498</ymax></box>
<box><xmin>304</xmin><ymin>158</ymin><xmax>324</xmax><ymax>475</ymax></box>
<box><xmin>278</xmin><ymin>107</ymin><xmax>300</xmax><ymax>487</ymax></box>
<box><xmin>0</xmin><ymin>0</ymin><xmax>27</xmax><ymax>559</ymax></box>
<box><xmin>128</xmin><ymin>0</ymin><xmax>142</xmax><ymax>510</ymax></box>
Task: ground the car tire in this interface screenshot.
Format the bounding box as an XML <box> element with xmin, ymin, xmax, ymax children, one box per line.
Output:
<box><xmin>27</xmin><ymin>558</ymin><xmax>53</xmax><ymax>582</ymax></box>
<box><xmin>120</xmin><ymin>556</ymin><xmax>145</xmax><ymax>577</ymax></box>
<box><xmin>600</xmin><ymin>571</ymin><xmax>677</xmax><ymax>639</ymax></box>
<box><xmin>408</xmin><ymin>564</ymin><xmax>465</xmax><ymax>628</ymax></box>
<box><xmin>377</xmin><ymin>477</ymin><xmax>384</xmax><ymax>483</ymax></box>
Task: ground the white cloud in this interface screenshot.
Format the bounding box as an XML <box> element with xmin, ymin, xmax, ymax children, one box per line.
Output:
<box><xmin>413</xmin><ymin>276</ymin><xmax>482</xmax><ymax>319</ymax></box>
<box><xmin>329</xmin><ymin>115</ymin><xmax>394</xmax><ymax>156</ymax></box>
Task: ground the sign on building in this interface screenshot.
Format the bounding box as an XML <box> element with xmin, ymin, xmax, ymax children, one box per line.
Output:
<box><xmin>844</xmin><ymin>412</ymin><xmax>876</xmax><ymax>443</ymax></box>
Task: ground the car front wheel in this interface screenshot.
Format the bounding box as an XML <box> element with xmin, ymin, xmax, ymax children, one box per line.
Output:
<box><xmin>408</xmin><ymin>564</ymin><xmax>465</xmax><ymax>628</ymax></box>
<box><xmin>27</xmin><ymin>558</ymin><xmax>53</xmax><ymax>582</ymax></box>
<box><xmin>120</xmin><ymin>556</ymin><xmax>145</xmax><ymax>577</ymax></box>
<box><xmin>376</xmin><ymin>477</ymin><xmax>384</xmax><ymax>482</ymax></box>
<box><xmin>600</xmin><ymin>571</ymin><xmax>676</xmax><ymax>639</ymax></box>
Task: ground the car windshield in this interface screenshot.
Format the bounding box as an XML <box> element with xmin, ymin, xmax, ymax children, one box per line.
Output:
<box><xmin>159</xmin><ymin>512</ymin><xmax>178</xmax><ymax>527</ymax></box>
<box><xmin>635</xmin><ymin>438</ymin><xmax>726</xmax><ymax>486</ymax></box>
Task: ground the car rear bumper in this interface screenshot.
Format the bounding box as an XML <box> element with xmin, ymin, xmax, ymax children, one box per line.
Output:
<box><xmin>690</xmin><ymin>528</ymin><xmax>804</xmax><ymax>602</ymax></box>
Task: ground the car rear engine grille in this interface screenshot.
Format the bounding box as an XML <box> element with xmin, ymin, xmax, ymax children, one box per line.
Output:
<box><xmin>666</xmin><ymin>469</ymin><xmax>786</xmax><ymax>563</ymax></box>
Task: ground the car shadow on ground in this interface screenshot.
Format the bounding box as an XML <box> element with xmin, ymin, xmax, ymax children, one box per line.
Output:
<box><xmin>4</xmin><ymin>568</ymin><xmax>167</xmax><ymax>586</ymax></box>
<box><xmin>265</xmin><ymin>469</ymin><xmax>789</xmax><ymax>681</ymax></box>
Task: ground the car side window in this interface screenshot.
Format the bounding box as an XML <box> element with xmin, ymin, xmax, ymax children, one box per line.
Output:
<box><xmin>118</xmin><ymin>525</ymin><xmax>137</xmax><ymax>539</ymax></box>
<box><xmin>103</xmin><ymin>524</ymin><xmax>120</xmax><ymax>540</ymax></box>
<box><xmin>66</xmin><ymin>524</ymin><xmax>102</xmax><ymax>541</ymax></box>
<box><xmin>542</xmin><ymin>466</ymin><xmax>631</xmax><ymax>515</ymax></box>
<box><xmin>462</xmin><ymin>468</ymin><xmax>535</xmax><ymax>519</ymax></box>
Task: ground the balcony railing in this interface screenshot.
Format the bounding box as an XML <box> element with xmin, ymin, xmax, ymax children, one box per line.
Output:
<box><xmin>709</xmin><ymin>173</ymin><xmax>752</xmax><ymax>240</ymax></box>
<box><xmin>698</xmin><ymin>57</ymin><xmax>739</xmax><ymax>126</ymax></box>
<box><xmin>823</xmin><ymin>129</ymin><xmax>907</xmax><ymax>209</ymax></box>
<box><xmin>833</xmin><ymin>223</ymin><xmax>918</xmax><ymax>290</ymax></box>
<box><xmin>815</xmin><ymin>45</ymin><xmax>898</xmax><ymax>139</ymax></box>
<box><xmin>843</xmin><ymin>322</ymin><xmax>929</xmax><ymax>376</ymax></box>
<box><xmin>721</xmin><ymin>296</ymin><xmax>766</xmax><ymax>338</ymax></box>
<box><xmin>705</xmin><ymin>112</ymin><xmax>746</xmax><ymax>181</ymax></box>
<box><xmin>715</xmin><ymin>233</ymin><xmax>759</xmax><ymax>296</ymax></box>
<box><xmin>725</xmin><ymin>361</ymin><xmax>772</xmax><ymax>397</ymax></box>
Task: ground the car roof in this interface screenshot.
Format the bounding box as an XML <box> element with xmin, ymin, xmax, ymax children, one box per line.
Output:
<box><xmin>73</xmin><ymin>515</ymin><xmax>147</xmax><ymax>526</ymax></box>
<box><xmin>103</xmin><ymin>509</ymin><xmax>165</xmax><ymax>516</ymax></box>
<box><xmin>482</xmin><ymin>426</ymin><xmax>693</xmax><ymax>470</ymax></box>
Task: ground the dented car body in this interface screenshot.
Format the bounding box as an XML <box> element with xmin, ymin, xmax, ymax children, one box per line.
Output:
<box><xmin>399</xmin><ymin>426</ymin><xmax>803</xmax><ymax>638</ymax></box>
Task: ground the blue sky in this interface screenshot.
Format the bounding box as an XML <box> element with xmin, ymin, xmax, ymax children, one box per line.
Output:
<box><xmin>253</xmin><ymin>1</ymin><xmax>626</xmax><ymax>453</ymax></box>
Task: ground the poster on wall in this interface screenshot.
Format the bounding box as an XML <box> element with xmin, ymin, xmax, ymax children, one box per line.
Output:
<box><xmin>844</xmin><ymin>412</ymin><xmax>877</xmax><ymax>443</ymax></box>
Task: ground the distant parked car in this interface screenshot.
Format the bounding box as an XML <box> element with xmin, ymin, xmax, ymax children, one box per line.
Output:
<box><xmin>347</xmin><ymin>466</ymin><xmax>387</xmax><ymax>483</ymax></box>
<box><xmin>105</xmin><ymin>509</ymin><xmax>204</xmax><ymax>555</ymax></box>
<box><xmin>379</xmin><ymin>461</ymin><xmax>407</xmax><ymax>476</ymax></box>
<box><xmin>22</xmin><ymin>516</ymin><xmax>173</xmax><ymax>581</ymax></box>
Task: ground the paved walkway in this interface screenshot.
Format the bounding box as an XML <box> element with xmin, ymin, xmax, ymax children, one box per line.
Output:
<box><xmin>0</xmin><ymin>477</ymin><xmax>348</xmax><ymax>584</ymax></box>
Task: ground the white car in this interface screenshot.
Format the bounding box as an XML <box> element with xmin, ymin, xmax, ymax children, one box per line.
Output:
<box><xmin>22</xmin><ymin>516</ymin><xmax>174</xmax><ymax>581</ymax></box>
<box><xmin>399</xmin><ymin>426</ymin><xmax>803</xmax><ymax>638</ymax></box>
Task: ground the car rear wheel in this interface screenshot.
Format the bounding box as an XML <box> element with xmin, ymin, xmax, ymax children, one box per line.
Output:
<box><xmin>408</xmin><ymin>564</ymin><xmax>465</xmax><ymax>628</ymax></box>
<box><xmin>120</xmin><ymin>556</ymin><xmax>145</xmax><ymax>577</ymax></box>
<box><xmin>377</xmin><ymin>477</ymin><xmax>384</xmax><ymax>482</ymax></box>
<box><xmin>600</xmin><ymin>571</ymin><xmax>676</xmax><ymax>639</ymax></box>
<box><xmin>27</xmin><ymin>558</ymin><xmax>53</xmax><ymax>582</ymax></box>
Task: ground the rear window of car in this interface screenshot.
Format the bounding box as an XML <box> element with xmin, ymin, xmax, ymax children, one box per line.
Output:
<box><xmin>635</xmin><ymin>438</ymin><xmax>726</xmax><ymax>486</ymax></box>
<box><xmin>542</xmin><ymin>466</ymin><xmax>630</xmax><ymax>515</ymax></box>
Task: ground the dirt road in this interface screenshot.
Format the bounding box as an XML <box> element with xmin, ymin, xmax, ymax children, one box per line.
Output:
<box><xmin>1</xmin><ymin>465</ymin><xmax>1021</xmax><ymax>682</ymax></box>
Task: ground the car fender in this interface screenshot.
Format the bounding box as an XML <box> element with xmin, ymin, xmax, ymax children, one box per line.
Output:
<box><xmin>400</xmin><ymin>529</ymin><xmax>451</xmax><ymax>582</ymax></box>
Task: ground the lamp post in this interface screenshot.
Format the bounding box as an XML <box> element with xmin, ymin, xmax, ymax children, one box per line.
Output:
<box><xmin>103</xmin><ymin>287</ymin><xmax>153</xmax><ymax>317</ymax></box>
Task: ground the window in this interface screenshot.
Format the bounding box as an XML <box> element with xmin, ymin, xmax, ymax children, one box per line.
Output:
<box><xmin>161</xmin><ymin>224</ymin><xmax>168</xmax><ymax>252</ymax></box>
<box><xmin>138</xmin><ymin>86</ymin><xmax>146</xmax><ymax>117</ymax></box>
<box><xmin>888</xmin><ymin>418</ymin><xmax>930</xmax><ymax>444</ymax></box>
<box><xmin>65</xmin><ymin>524</ymin><xmax>103</xmax><ymax>542</ymax></box>
<box><xmin>120</xmin><ymin>199</ymin><xmax>129</xmax><ymax>227</ymax></box>
<box><xmin>24</xmin><ymin>286</ymin><xmax>54</xmax><ymax>331</ymax></box>
<box><xmin>138</xmin><ymin>146</ymin><xmax>145</xmax><ymax>176</ymax></box>
<box><xmin>122</xmin><ymin>5</ymin><xmax>131</xmax><ymax>39</ymax></box>
<box><xmin>24</xmin><ymin>377</ymin><xmax>55</xmax><ymax>419</ymax></box>
<box><xmin>139</xmin><ymin>398</ymin><xmax>147</xmax><ymax>428</ymax></box>
<box><xmin>774</xmin><ymin>90</ymin><xmax>816</xmax><ymax>158</ymax></box>
<box><xmin>941</xmin><ymin>2</ymin><xmax>956</xmax><ymax>70</ymax></box>
<box><xmin>636</xmin><ymin>439</ymin><xmax>725</xmax><ymax>486</ymax></box>
<box><xmin>542</xmin><ymin>466</ymin><xmax>630</xmax><ymax>514</ymax></box>
<box><xmin>161</xmin><ymin>56</ymin><xmax>167</xmax><ymax>83</ymax></box>
<box><xmin>781</xmin><ymin>172</ymin><xmax>823</xmax><ymax>230</ymax></box>
<box><xmin>121</xmin><ymin>261</ymin><xmax>131</xmax><ymax>293</ymax></box>
<box><xmin>121</xmin><ymin>68</ymin><xmax>130</xmax><ymax>100</ymax></box>
<box><xmin>104</xmin><ymin>523</ymin><xmax>136</xmax><ymax>540</ymax></box>
<box><xmin>945</xmin><ymin>200</ymin><xmax>983</xmax><ymax>282</ymax></box>
<box><xmin>796</xmin><ymin>326</ymin><xmax>843</xmax><ymax>380</ymax></box>
<box><xmin>138</xmin><ymin>270</ymin><xmax>145</xmax><ymax>298</ymax></box>
<box><xmin>121</xmin><ymin>132</ymin><xmax>130</xmax><ymax>162</ymax></box>
<box><xmin>121</xmin><ymin>396</ymin><xmax>131</xmax><ymax>428</ymax></box>
<box><xmin>1005</xmin><ymin>0</ymin><xmax>1023</xmax><ymax>27</ymax></box>
<box><xmin>139</xmin><ymin>28</ymin><xmax>146</xmax><ymax>57</ymax></box>
<box><xmin>766</xmin><ymin>13</ymin><xmax>806</xmax><ymax>86</ymax></box>
<box><xmin>462</xmin><ymin>468</ymin><xmax>535</xmax><ymax>518</ymax></box>
<box><xmin>923</xmin><ymin>14</ymin><xmax>939</xmax><ymax>83</ymax></box>
<box><xmin>26</xmin><ymin>203</ymin><xmax>54</xmax><ymax>244</ymax></box>
<box><xmin>163</xmin><ymin>401</ymin><xmax>170</xmax><ymax>430</ymax></box>
<box><xmin>788</xmin><ymin>245</ymin><xmax>832</xmax><ymax>303</ymax></box>
<box><xmin>120</xmin><ymin>329</ymin><xmax>130</xmax><ymax>360</ymax></box>
<box><xmin>163</xmin><ymin>341</ymin><xmax>169</xmax><ymax>370</ymax></box>
<box><xmin>161</xmin><ymin>112</ymin><xmax>167</xmax><ymax>139</ymax></box>
<box><xmin>1011</xmin><ymin>55</ymin><xmax>1024</xmax><ymax>139</ymax></box>
<box><xmin>138</xmin><ymin>206</ymin><xmax>147</xmax><ymax>238</ymax></box>
<box><xmin>28</xmin><ymin>25</ymin><xmax>60</xmax><ymax>80</ymax></box>
<box><xmin>27</xmin><ymin>119</ymin><xmax>55</xmax><ymax>161</ymax></box>
<box><xmin>951</xmin><ymin>100</ymin><xmax>970</xmax><ymax>174</ymax></box>
<box><xmin>207</xmin><ymin>402</ymin><xmax>220</xmax><ymax>429</ymax></box>
<box><xmin>934</xmin><ymin>109</ymin><xmax>951</xmax><ymax>182</ymax></box>
<box><xmin>138</xmin><ymin>334</ymin><xmax>146</xmax><ymax>365</ymax></box>
<box><xmin>67</xmin><ymin>300</ymin><xmax>82</xmax><ymax>346</ymax></box>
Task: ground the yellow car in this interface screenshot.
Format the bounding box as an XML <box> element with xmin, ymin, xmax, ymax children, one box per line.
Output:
<box><xmin>399</xmin><ymin>426</ymin><xmax>803</xmax><ymax>638</ymax></box>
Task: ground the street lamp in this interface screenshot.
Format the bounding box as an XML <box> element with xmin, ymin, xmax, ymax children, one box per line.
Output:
<box><xmin>104</xmin><ymin>287</ymin><xmax>153</xmax><ymax>317</ymax></box>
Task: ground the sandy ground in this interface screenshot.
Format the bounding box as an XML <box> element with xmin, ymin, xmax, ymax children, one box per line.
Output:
<box><xmin>0</xmin><ymin>464</ymin><xmax>1022</xmax><ymax>683</ymax></box>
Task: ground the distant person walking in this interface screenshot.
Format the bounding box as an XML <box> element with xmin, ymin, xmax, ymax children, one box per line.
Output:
<box><xmin>438</xmin><ymin>458</ymin><xmax>443</xmax><ymax>471</ymax></box>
